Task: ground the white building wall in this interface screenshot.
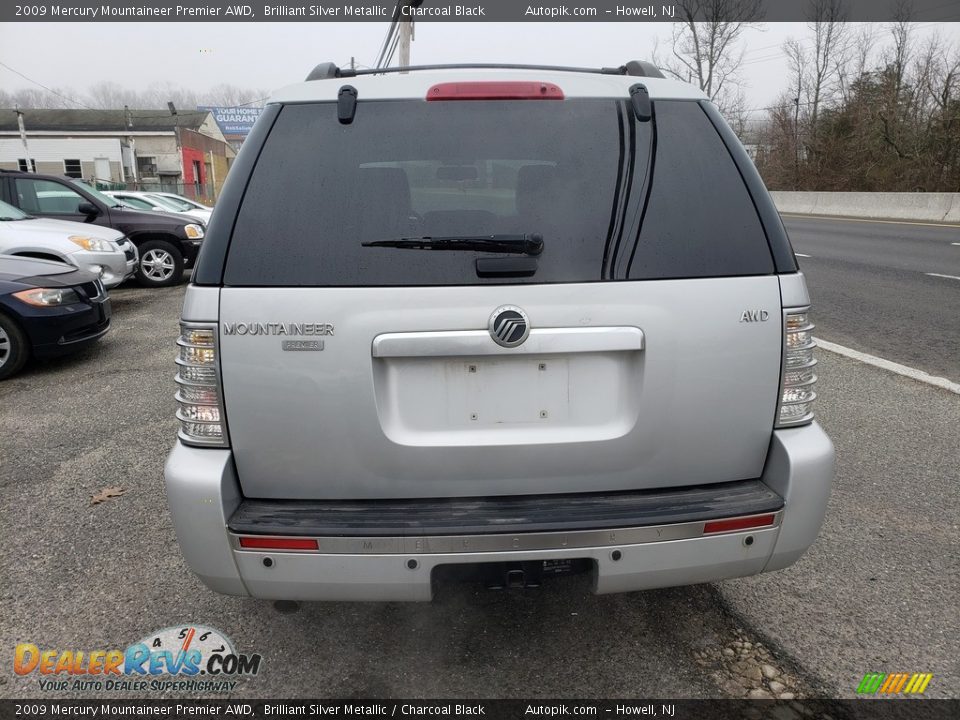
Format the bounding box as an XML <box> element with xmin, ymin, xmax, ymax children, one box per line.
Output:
<box><xmin>0</xmin><ymin>137</ymin><xmax>123</xmax><ymax>172</ymax></box>
<box><xmin>134</xmin><ymin>136</ymin><xmax>181</xmax><ymax>175</ymax></box>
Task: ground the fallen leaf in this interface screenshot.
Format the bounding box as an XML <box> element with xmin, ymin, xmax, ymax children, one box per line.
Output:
<box><xmin>91</xmin><ymin>486</ymin><xmax>127</xmax><ymax>505</ymax></box>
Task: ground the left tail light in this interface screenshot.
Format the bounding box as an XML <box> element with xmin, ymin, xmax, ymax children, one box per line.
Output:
<box><xmin>175</xmin><ymin>323</ymin><xmax>228</xmax><ymax>447</ymax></box>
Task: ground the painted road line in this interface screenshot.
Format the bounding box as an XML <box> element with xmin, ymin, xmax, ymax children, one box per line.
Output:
<box><xmin>925</xmin><ymin>273</ymin><xmax>960</xmax><ymax>281</ymax></box>
<box><xmin>795</xmin><ymin>253</ymin><xmax>812</xmax><ymax>258</ymax></box>
<box><xmin>780</xmin><ymin>213</ymin><xmax>960</xmax><ymax>229</ymax></box>
<box><xmin>952</xmin><ymin>242</ymin><xmax>960</xmax><ymax>246</ymax></box>
<box><xmin>815</xmin><ymin>338</ymin><xmax>960</xmax><ymax>395</ymax></box>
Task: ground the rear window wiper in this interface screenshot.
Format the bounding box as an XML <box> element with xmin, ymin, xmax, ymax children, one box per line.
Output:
<box><xmin>362</xmin><ymin>234</ymin><xmax>544</xmax><ymax>256</ymax></box>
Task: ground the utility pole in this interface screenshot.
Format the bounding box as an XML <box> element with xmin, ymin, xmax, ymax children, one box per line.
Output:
<box><xmin>350</xmin><ymin>56</ymin><xmax>356</xmax><ymax>71</ymax></box>
<box><xmin>398</xmin><ymin>0</ymin><xmax>422</xmax><ymax>71</ymax></box>
<box><xmin>169</xmin><ymin>101</ymin><xmax>184</xmax><ymax>196</ymax></box>
<box><xmin>126</xmin><ymin>105</ymin><xmax>138</xmax><ymax>186</ymax></box>
<box><xmin>208</xmin><ymin>149</ymin><xmax>217</xmax><ymax>202</ymax></box>
<box><xmin>793</xmin><ymin>96</ymin><xmax>800</xmax><ymax>190</ymax></box>
<box><xmin>399</xmin><ymin>18</ymin><xmax>412</xmax><ymax>70</ymax></box>
<box><xmin>15</xmin><ymin>107</ymin><xmax>32</xmax><ymax>172</ymax></box>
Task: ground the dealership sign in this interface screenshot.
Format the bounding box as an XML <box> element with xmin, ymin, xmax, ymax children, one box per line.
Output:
<box><xmin>197</xmin><ymin>106</ymin><xmax>263</xmax><ymax>137</ymax></box>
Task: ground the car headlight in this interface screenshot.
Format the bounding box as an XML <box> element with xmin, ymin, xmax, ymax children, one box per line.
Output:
<box><xmin>68</xmin><ymin>235</ymin><xmax>114</xmax><ymax>252</ymax></box>
<box><xmin>13</xmin><ymin>287</ymin><xmax>82</xmax><ymax>307</ymax></box>
<box><xmin>184</xmin><ymin>224</ymin><xmax>205</xmax><ymax>240</ymax></box>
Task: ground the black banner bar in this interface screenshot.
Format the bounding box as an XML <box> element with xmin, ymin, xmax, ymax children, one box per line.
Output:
<box><xmin>3</xmin><ymin>0</ymin><xmax>959</xmax><ymax>23</ymax></box>
<box><xmin>2</xmin><ymin>700</ymin><xmax>960</xmax><ymax>720</ymax></box>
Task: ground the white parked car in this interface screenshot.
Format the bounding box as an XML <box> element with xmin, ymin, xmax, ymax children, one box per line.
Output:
<box><xmin>149</xmin><ymin>192</ymin><xmax>213</xmax><ymax>213</ymax></box>
<box><xmin>0</xmin><ymin>200</ymin><xmax>136</xmax><ymax>288</ymax></box>
<box><xmin>105</xmin><ymin>191</ymin><xmax>212</xmax><ymax>224</ymax></box>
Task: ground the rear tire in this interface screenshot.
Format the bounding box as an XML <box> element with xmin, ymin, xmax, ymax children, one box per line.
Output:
<box><xmin>136</xmin><ymin>240</ymin><xmax>184</xmax><ymax>288</ymax></box>
<box><xmin>0</xmin><ymin>313</ymin><xmax>29</xmax><ymax>381</ymax></box>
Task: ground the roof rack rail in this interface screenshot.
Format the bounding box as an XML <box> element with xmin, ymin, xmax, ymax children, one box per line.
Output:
<box><xmin>305</xmin><ymin>61</ymin><xmax>665</xmax><ymax>82</ymax></box>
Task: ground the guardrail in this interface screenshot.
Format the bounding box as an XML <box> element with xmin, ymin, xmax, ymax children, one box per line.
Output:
<box><xmin>771</xmin><ymin>192</ymin><xmax>960</xmax><ymax>223</ymax></box>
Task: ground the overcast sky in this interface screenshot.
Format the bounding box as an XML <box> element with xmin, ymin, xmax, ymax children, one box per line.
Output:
<box><xmin>0</xmin><ymin>21</ymin><xmax>955</xmax><ymax>113</ymax></box>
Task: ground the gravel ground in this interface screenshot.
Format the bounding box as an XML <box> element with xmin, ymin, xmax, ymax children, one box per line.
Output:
<box><xmin>1</xmin><ymin>279</ymin><xmax>956</xmax><ymax>702</ymax></box>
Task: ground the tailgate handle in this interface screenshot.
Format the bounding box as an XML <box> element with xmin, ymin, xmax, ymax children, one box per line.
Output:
<box><xmin>476</xmin><ymin>257</ymin><xmax>538</xmax><ymax>277</ymax></box>
<box><xmin>372</xmin><ymin>327</ymin><xmax>644</xmax><ymax>358</ymax></box>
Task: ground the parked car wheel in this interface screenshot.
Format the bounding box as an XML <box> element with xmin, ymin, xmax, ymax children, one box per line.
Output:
<box><xmin>0</xmin><ymin>313</ymin><xmax>29</xmax><ymax>381</ymax></box>
<box><xmin>137</xmin><ymin>241</ymin><xmax>184</xmax><ymax>287</ymax></box>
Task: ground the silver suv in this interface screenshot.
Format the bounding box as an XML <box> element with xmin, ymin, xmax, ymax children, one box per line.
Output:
<box><xmin>165</xmin><ymin>61</ymin><xmax>835</xmax><ymax>602</ymax></box>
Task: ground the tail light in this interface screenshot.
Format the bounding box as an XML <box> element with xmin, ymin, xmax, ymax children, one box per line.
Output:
<box><xmin>175</xmin><ymin>323</ymin><xmax>228</xmax><ymax>447</ymax></box>
<box><xmin>777</xmin><ymin>310</ymin><xmax>817</xmax><ymax>427</ymax></box>
<box><xmin>426</xmin><ymin>81</ymin><xmax>565</xmax><ymax>101</ymax></box>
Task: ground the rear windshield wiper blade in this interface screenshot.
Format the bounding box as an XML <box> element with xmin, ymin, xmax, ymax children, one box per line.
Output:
<box><xmin>362</xmin><ymin>234</ymin><xmax>544</xmax><ymax>256</ymax></box>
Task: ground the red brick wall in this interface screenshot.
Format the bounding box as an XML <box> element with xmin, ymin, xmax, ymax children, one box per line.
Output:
<box><xmin>181</xmin><ymin>147</ymin><xmax>205</xmax><ymax>185</ymax></box>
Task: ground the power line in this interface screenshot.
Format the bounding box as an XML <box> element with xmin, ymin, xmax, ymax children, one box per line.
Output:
<box><xmin>375</xmin><ymin>2</ymin><xmax>409</xmax><ymax>69</ymax></box>
<box><xmin>383</xmin><ymin>31</ymin><xmax>401</xmax><ymax>68</ymax></box>
<box><xmin>738</xmin><ymin>20</ymin><xmax>947</xmax><ymax>69</ymax></box>
<box><xmin>374</xmin><ymin>9</ymin><xmax>401</xmax><ymax>68</ymax></box>
<box><xmin>2</xmin><ymin>59</ymin><xmax>269</xmax><ymax>114</ymax></box>
<box><xmin>0</xmin><ymin>60</ymin><xmax>98</xmax><ymax>110</ymax></box>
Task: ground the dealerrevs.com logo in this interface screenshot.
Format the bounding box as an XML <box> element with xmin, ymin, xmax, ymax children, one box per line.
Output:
<box><xmin>14</xmin><ymin>625</ymin><xmax>262</xmax><ymax>693</ymax></box>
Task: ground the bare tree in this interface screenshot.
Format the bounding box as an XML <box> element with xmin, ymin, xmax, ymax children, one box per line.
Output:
<box><xmin>756</xmin><ymin>18</ymin><xmax>960</xmax><ymax>193</ymax></box>
<box><xmin>140</xmin><ymin>82</ymin><xmax>201</xmax><ymax>112</ymax></box>
<box><xmin>1</xmin><ymin>86</ymin><xmax>77</xmax><ymax>109</ymax></box>
<box><xmin>783</xmin><ymin>38</ymin><xmax>806</xmax><ymax>188</ymax></box>
<box><xmin>887</xmin><ymin>0</ymin><xmax>914</xmax><ymax>99</ymax></box>
<box><xmin>88</xmin><ymin>81</ymin><xmax>140</xmax><ymax>109</ymax></box>
<box><xmin>206</xmin><ymin>84</ymin><xmax>268</xmax><ymax>107</ymax></box>
<box><xmin>839</xmin><ymin>24</ymin><xmax>876</xmax><ymax>103</ymax></box>
<box><xmin>654</xmin><ymin>0</ymin><xmax>763</xmax><ymax>114</ymax></box>
<box><xmin>806</xmin><ymin>0</ymin><xmax>849</xmax><ymax>134</ymax></box>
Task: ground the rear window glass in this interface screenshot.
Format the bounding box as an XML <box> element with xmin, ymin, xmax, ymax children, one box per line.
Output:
<box><xmin>625</xmin><ymin>101</ymin><xmax>774</xmax><ymax>279</ymax></box>
<box><xmin>223</xmin><ymin>99</ymin><xmax>772</xmax><ymax>286</ymax></box>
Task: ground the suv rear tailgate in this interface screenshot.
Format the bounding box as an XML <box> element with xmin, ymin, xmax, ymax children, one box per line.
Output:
<box><xmin>220</xmin><ymin>276</ymin><xmax>782</xmax><ymax>499</ymax></box>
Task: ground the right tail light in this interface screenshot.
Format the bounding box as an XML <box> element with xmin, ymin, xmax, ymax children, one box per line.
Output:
<box><xmin>777</xmin><ymin>310</ymin><xmax>817</xmax><ymax>427</ymax></box>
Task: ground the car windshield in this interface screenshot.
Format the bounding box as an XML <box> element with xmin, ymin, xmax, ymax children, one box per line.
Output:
<box><xmin>173</xmin><ymin>196</ymin><xmax>206</xmax><ymax>210</ymax></box>
<box><xmin>148</xmin><ymin>194</ymin><xmax>192</xmax><ymax>211</ymax></box>
<box><xmin>114</xmin><ymin>196</ymin><xmax>155</xmax><ymax>210</ymax></box>
<box><xmin>71</xmin><ymin>180</ymin><xmax>124</xmax><ymax>208</ymax></box>
<box><xmin>0</xmin><ymin>199</ymin><xmax>31</xmax><ymax>220</ymax></box>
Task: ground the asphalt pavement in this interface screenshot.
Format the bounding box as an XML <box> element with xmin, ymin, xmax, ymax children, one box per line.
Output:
<box><xmin>1</xmin><ymin>273</ymin><xmax>957</xmax><ymax>701</ymax></box>
<box><xmin>783</xmin><ymin>215</ymin><xmax>960</xmax><ymax>382</ymax></box>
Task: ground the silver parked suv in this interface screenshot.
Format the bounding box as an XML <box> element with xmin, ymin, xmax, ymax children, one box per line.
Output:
<box><xmin>165</xmin><ymin>61</ymin><xmax>835</xmax><ymax>601</ymax></box>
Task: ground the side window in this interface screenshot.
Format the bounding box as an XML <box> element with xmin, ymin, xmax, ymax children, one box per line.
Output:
<box><xmin>137</xmin><ymin>156</ymin><xmax>157</xmax><ymax>177</ymax></box>
<box><xmin>15</xmin><ymin>178</ymin><xmax>86</xmax><ymax>215</ymax></box>
<box><xmin>63</xmin><ymin>159</ymin><xmax>83</xmax><ymax>179</ymax></box>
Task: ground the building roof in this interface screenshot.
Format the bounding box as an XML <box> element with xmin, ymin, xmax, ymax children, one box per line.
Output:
<box><xmin>0</xmin><ymin>108</ymin><xmax>213</xmax><ymax>133</ymax></box>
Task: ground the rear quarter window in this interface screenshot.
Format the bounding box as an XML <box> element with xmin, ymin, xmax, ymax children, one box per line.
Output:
<box><xmin>625</xmin><ymin>101</ymin><xmax>774</xmax><ymax>279</ymax></box>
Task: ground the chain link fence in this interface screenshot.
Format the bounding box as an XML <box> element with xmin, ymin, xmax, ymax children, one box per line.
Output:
<box><xmin>92</xmin><ymin>179</ymin><xmax>216</xmax><ymax>204</ymax></box>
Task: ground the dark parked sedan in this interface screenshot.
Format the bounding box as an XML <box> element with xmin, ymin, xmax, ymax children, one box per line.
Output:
<box><xmin>0</xmin><ymin>255</ymin><xmax>111</xmax><ymax>379</ymax></box>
